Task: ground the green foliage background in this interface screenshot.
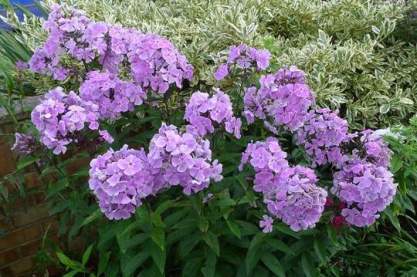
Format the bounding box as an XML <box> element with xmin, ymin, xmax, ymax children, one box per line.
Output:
<box><xmin>0</xmin><ymin>0</ymin><xmax>417</xmax><ymax>276</ymax></box>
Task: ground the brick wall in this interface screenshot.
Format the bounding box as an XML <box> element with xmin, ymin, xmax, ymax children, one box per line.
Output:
<box><xmin>0</xmin><ymin>125</ymin><xmax>58</xmax><ymax>276</ymax></box>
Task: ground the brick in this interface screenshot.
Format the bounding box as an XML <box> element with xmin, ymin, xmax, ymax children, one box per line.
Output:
<box><xmin>0</xmin><ymin>216</ymin><xmax>15</xmax><ymax>232</ymax></box>
<box><xmin>0</xmin><ymin>266</ymin><xmax>13</xmax><ymax>276</ymax></box>
<box><xmin>21</xmin><ymin>225</ymin><xmax>42</xmax><ymax>243</ymax></box>
<box><xmin>24</xmin><ymin>173</ymin><xmax>40</xmax><ymax>190</ymax></box>
<box><xmin>8</xmin><ymin>256</ymin><xmax>34</xmax><ymax>275</ymax></box>
<box><xmin>40</xmin><ymin>217</ymin><xmax>59</xmax><ymax>234</ymax></box>
<box><xmin>13</xmin><ymin>204</ymin><xmax>49</xmax><ymax>227</ymax></box>
<box><xmin>0</xmin><ymin>231</ymin><xmax>21</xmax><ymax>251</ymax></box>
<box><xmin>0</xmin><ymin>141</ymin><xmax>16</xmax><ymax>176</ymax></box>
<box><xmin>0</xmin><ymin>225</ymin><xmax>42</xmax><ymax>251</ymax></box>
<box><xmin>0</xmin><ymin>248</ymin><xmax>19</xmax><ymax>267</ymax></box>
<box><xmin>66</xmin><ymin>157</ymin><xmax>90</xmax><ymax>175</ymax></box>
<box><xmin>19</xmin><ymin>239</ymin><xmax>41</xmax><ymax>257</ymax></box>
<box><xmin>11</xmin><ymin>192</ymin><xmax>47</xmax><ymax>213</ymax></box>
<box><xmin>33</xmin><ymin>192</ymin><xmax>46</xmax><ymax>205</ymax></box>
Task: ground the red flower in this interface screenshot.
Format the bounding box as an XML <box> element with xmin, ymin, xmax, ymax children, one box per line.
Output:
<box><xmin>325</xmin><ymin>197</ymin><xmax>334</xmax><ymax>207</ymax></box>
<box><xmin>331</xmin><ymin>215</ymin><xmax>345</xmax><ymax>229</ymax></box>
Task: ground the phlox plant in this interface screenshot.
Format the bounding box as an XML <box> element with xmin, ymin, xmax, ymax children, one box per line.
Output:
<box><xmin>10</xmin><ymin>4</ymin><xmax>398</xmax><ymax>276</ymax></box>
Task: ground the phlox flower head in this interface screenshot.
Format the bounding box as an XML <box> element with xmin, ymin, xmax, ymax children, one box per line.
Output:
<box><xmin>11</xmin><ymin>133</ymin><xmax>36</xmax><ymax>155</ymax></box>
<box><xmin>80</xmin><ymin>71</ymin><xmax>146</xmax><ymax>120</ymax></box>
<box><xmin>29</xmin><ymin>4</ymin><xmax>94</xmax><ymax>80</ymax></box>
<box><xmin>265</xmin><ymin>166</ymin><xmax>328</xmax><ymax>231</ymax></box>
<box><xmin>185</xmin><ymin>89</ymin><xmax>241</xmax><ymax>139</ymax></box>
<box><xmin>128</xmin><ymin>34</ymin><xmax>193</xmax><ymax>94</ymax></box>
<box><xmin>31</xmin><ymin>87</ymin><xmax>100</xmax><ymax>154</ymax></box>
<box><xmin>243</xmin><ymin>67</ymin><xmax>314</xmax><ymax>130</ymax></box>
<box><xmin>274</xmin><ymin>66</ymin><xmax>306</xmax><ymax>86</ymax></box>
<box><xmin>239</xmin><ymin>137</ymin><xmax>288</xmax><ymax>175</ymax></box>
<box><xmin>342</xmin><ymin>130</ymin><xmax>391</xmax><ymax>168</ymax></box>
<box><xmin>296</xmin><ymin>108</ymin><xmax>349</xmax><ymax>167</ymax></box>
<box><xmin>88</xmin><ymin>145</ymin><xmax>153</xmax><ymax>220</ymax></box>
<box><xmin>29</xmin><ymin>4</ymin><xmax>194</xmax><ymax>95</ymax></box>
<box><xmin>241</xmin><ymin>138</ymin><xmax>327</xmax><ymax>231</ymax></box>
<box><xmin>214</xmin><ymin>44</ymin><xmax>270</xmax><ymax>80</ymax></box>
<box><xmin>261</xmin><ymin>76</ymin><xmax>314</xmax><ymax>131</ymax></box>
<box><xmin>259</xmin><ymin>215</ymin><xmax>274</xmax><ymax>233</ymax></box>
<box><xmin>332</xmin><ymin>159</ymin><xmax>396</xmax><ymax>227</ymax></box>
<box><xmin>148</xmin><ymin>124</ymin><xmax>223</xmax><ymax>195</ymax></box>
<box><xmin>15</xmin><ymin>60</ymin><xmax>28</xmax><ymax>71</ymax></box>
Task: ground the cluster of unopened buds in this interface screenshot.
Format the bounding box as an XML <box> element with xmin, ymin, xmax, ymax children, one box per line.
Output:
<box><xmin>13</xmin><ymin>4</ymin><xmax>396</xmax><ymax>232</ymax></box>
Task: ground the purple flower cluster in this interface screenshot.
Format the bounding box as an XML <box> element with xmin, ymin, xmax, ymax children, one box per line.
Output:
<box><xmin>29</xmin><ymin>4</ymin><xmax>193</xmax><ymax>95</ymax></box>
<box><xmin>325</xmin><ymin>128</ymin><xmax>395</xmax><ymax>227</ymax></box>
<box><xmin>148</xmin><ymin>124</ymin><xmax>223</xmax><ymax>195</ymax></box>
<box><xmin>214</xmin><ymin>44</ymin><xmax>270</xmax><ymax>80</ymax></box>
<box><xmin>80</xmin><ymin>71</ymin><xmax>146</xmax><ymax>119</ymax></box>
<box><xmin>27</xmin><ymin>5</ymin><xmax>194</xmax><ymax>155</ymax></box>
<box><xmin>240</xmin><ymin>137</ymin><xmax>327</xmax><ymax>232</ymax></box>
<box><xmin>259</xmin><ymin>215</ymin><xmax>274</xmax><ymax>233</ymax></box>
<box><xmin>29</xmin><ymin>4</ymin><xmax>92</xmax><ymax>80</ymax></box>
<box><xmin>274</xmin><ymin>66</ymin><xmax>306</xmax><ymax>86</ymax></box>
<box><xmin>243</xmin><ymin>67</ymin><xmax>314</xmax><ymax>130</ymax></box>
<box><xmin>332</xmin><ymin>159</ymin><xmax>396</xmax><ymax>227</ymax></box>
<box><xmin>11</xmin><ymin>133</ymin><xmax>36</xmax><ymax>155</ymax></box>
<box><xmin>265</xmin><ymin>166</ymin><xmax>327</xmax><ymax>231</ymax></box>
<box><xmin>238</xmin><ymin>64</ymin><xmax>395</xmax><ymax>229</ymax></box>
<box><xmin>89</xmin><ymin>124</ymin><xmax>223</xmax><ymax>220</ymax></box>
<box><xmin>239</xmin><ymin>137</ymin><xmax>288</xmax><ymax>177</ymax></box>
<box><xmin>296</xmin><ymin>108</ymin><xmax>349</xmax><ymax>167</ymax></box>
<box><xmin>344</xmin><ymin>130</ymin><xmax>391</xmax><ymax>168</ymax></box>
<box><xmin>184</xmin><ymin>89</ymin><xmax>241</xmax><ymax>138</ymax></box>
<box><xmin>88</xmin><ymin>145</ymin><xmax>153</xmax><ymax>220</ymax></box>
<box><xmin>26</xmin><ymin>5</ymin><xmax>397</xmax><ymax>232</ymax></box>
<box><xmin>127</xmin><ymin>34</ymin><xmax>193</xmax><ymax>94</ymax></box>
<box><xmin>31</xmin><ymin>87</ymin><xmax>102</xmax><ymax>154</ymax></box>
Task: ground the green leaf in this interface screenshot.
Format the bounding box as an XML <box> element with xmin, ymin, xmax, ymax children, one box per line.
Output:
<box><xmin>215</xmin><ymin>198</ymin><xmax>236</xmax><ymax>207</ymax></box>
<box><xmin>122</xmin><ymin>251</ymin><xmax>149</xmax><ymax>276</ymax></box>
<box><xmin>16</xmin><ymin>156</ymin><xmax>39</xmax><ymax>171</ymax></box>
<box><xmin>82</xmin><ymin>244</ymin><xmax>94</xmax><ymax>266</ymax></box>
<box><xmin>384</xmin><ymin>207</ymin><xmax>401</xmax><ymax>233</ymax></box>
<box><xmin>202</xmin><ymin>232</ymin><xmax>220</xmax><ymax>256</ymax></box>
<box><xmin>151</xmin><ymin>227</ymin><xmax>165</xmax><ymax>250</ymax></box>
<box><xmin>313</xmin><ymin>240</ymin><xmax>327</xmax><ymax>264</ymax></box>
<box><xmin>151</xmin><ymin>212</ymin><xmax>165</xmax><ymax>228</ymax></box>
<box><xmin>164</xmin><ymin>209</ymin><xmax>190</xmax><ymax>227</ymax></box>
<box><xmin>267</xmin><ymin>239</ymin><xmax>294</xmax><ymax>255</ymax></box>
<box><xmin>140</xmin><ymin>264</ymin><xmax>163</xmax><ymax>277</ymax></box>
<box><xmin>301</xmin><ymin>254</ymin><xmax>318</xmax><ymax>277</ymax></box>
<box><xmin>56</xmin><ymin>252</ymin><xmax>84</xmax><ymax>271</ymax></box>
<box><xmin>246</xmin><ymin>233</ymin><xmax>265</xmax><ymax>274</ymax></box>
<box><xmin>81</xmin><ymin>209</ymin><xmax>101</xmax><ymax>227</ymax></box>
<box><xmin>201</xmin><ymin>249</ymin><xmax>217</xmax><ymax>277</ymax></box>
<box><xmin>182</xmin><ymin>257</ymin><xmax>204</xmax><ymax>277</ymax></box>
<box><xmin>379</xmin><ymin>104</ymin><xmax>390</xmax><ymax>114</ymax></box>
<box><xmin>0</xmin><ymin>183</ymin><xmax>9</xmax><ymax>202</ymax></box>
<box><xmin>179</xmin><ymin>232</ymin><xmax>201</xmax><ymax>258</ymax></box>
<box><xmin>46</xmin><ymin>178</ymin><xmax>69</xmax><ymax>199</ymax></box>
<box><xmin>97</xmin><ymin>251</ymin><xmax>111</xmax><ymax>276</ymax></box>
<box><xmin>155</xmin><ymin>199</ymin><xmax>175</xmax><ymax>215</ymax></box>
<box><xmin>261</xmin><ymin>252</ymin><xmax>285</xmax><ymax>277</ymax></box>
<box><xmin>236</xmin><ymin>220</ymin><xmax>259</xmax><ymax>236</ymax></box>
<box><xmin>390</xmin><ymin>156</ymin><xmax>403</xmax><ymax>173</ymax></box>
<box><xmin>399</xmin><ymin>97</ymin><xmax>414</xmax><ymax>105</ymax></box>
<box><xmin>226</xmin><ymin>219</ymin><xmax>241</xmax><ymax>239</ymax></box>
<box><xmin>63</xmin><ymin>271</ymin><xmax>80</xmax><ymax>277</ymax></box>
<box><xmin>148</xmin><ymin>241</ymin><xmax>166</xmax><ymax>275</ymax></box>
<box><xmin>274</xmin><ymin>223</ymin><xmax>301</xmax><ymax>239</ymax></box>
